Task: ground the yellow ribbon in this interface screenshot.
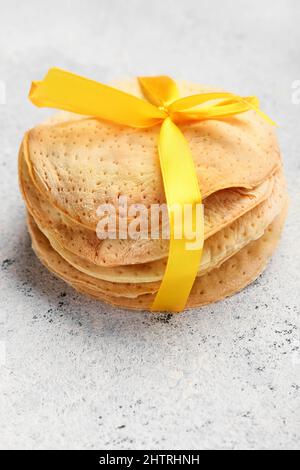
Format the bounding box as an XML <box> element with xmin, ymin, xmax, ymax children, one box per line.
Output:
<box><xmin>29</xmin><ymin>68</ymin><xmax>274</xmax><ymax>312</ymax></box>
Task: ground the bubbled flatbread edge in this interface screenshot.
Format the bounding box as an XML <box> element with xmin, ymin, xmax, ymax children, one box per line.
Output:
<box><xmin>26</xmin><ymin>168</ymin><xmax>287</xmax><ymax>285</ymax></box>
<box><xmin>19</xmin><ymin>141</ymin><xmax>277</xmax><ymax>267</ymax></box>
<box><xmin>27</xmin><ymin>213</ymin><xmax>159</xmax><ymax>298</ymax></box>
<box><xmin>27</xmin><ymin>203</ymin><xmax>288</xmax><ymax>310</ymax></box>
<box><xmin>72</xmin><ymin>204</ymin><xmax>288</xmax><ymax>311</ymax></box>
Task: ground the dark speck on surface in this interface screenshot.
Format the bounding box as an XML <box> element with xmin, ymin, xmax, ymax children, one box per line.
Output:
<box><xmin>1</xmin><ymin>258</ymin><xmax>15</xmax><ymax>270</ymax></box>
<box><xmin>154</xmin><ymin>313</ymin><xmax>174</xmax><ymax>324</ymax></box>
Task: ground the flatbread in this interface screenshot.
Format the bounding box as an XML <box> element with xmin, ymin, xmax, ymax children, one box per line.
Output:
<box><xmin>23</xmin><ymin>78</ymin><xmax>281</xmax><ymax>230</ymax></box>
<box><xmin>27</xmin><ymin>206</ymin><xmax>287</xmax><ymax>310</ymax></box>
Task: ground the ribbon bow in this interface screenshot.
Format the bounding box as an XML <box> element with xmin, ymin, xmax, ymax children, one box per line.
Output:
<box><xmin>29</xmin><ymin>68</ymin><xmax>274</xmax><ymax>312</ymax></box>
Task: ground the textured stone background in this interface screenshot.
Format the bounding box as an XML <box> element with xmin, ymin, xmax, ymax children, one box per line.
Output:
<box><xmin>0</xmin><ymin>0</ymin><xmax>299</xmax><ymax>450</ymax></box>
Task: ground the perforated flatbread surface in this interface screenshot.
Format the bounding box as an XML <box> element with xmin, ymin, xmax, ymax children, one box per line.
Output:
<box><xmin>27</xmin><ymin>214</ymin><xmax>158</xmax><ymax>298</ymax></box>
<box><xmin>20</xmin><ymin>144</ymin><xmax>276</xmax><ymax>267</ymax></box>
<box><xmin>71</xmin><ymin>206</ymin><xmax>287</xmax><ymax>310</ymax></box>
<box><xmin>27</xmin><ymin>206</ymin><xmax>287</xmax><ymax>310</ymax></box>
<box><xmin>24</xmin><ymin>78</ymin><xmax>281</xmax><ymax>230</ymax></box>
<box><xmin>25</xmin><ymin>168</ymin><xmax>287</xmax><ymax>284</ymax></box>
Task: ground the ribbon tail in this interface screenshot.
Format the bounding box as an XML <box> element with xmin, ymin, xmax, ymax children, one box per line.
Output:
<box><xmin>170</xmin><ymin>93</ymin><xmax>276</xmax><ymax>127</ymax></box>
<box><xmin>151</xmin><ymin>118</ymin><xmax>204</xmax><ymax>312</ymax></box>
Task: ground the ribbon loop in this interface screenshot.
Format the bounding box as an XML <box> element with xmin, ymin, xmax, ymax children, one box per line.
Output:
<box><xmin>170</xmin><ymin>92</ymin><xmax>276</xmax><ymax>126</ymax></box>
<box><xmin>138</xmin><ymin>76</ymin><xmax>179</xmax><ymax>107</ymax></box>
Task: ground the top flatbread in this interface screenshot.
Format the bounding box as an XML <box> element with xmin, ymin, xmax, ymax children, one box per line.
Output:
<box><xmin>24</xmin><ymin>78</ymin><xmax>281</xmax><ymax>229</ymax></box>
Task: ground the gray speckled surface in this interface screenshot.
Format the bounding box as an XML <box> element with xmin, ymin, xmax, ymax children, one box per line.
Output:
<box><xmin>0</xmin><ymin>0</ymin><xmax>300</xmax><ymax>450</ymax></box>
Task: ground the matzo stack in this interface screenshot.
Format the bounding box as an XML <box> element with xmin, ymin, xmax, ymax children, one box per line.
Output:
<box><xmin>19</xmin><ymin>76</ymin><xmax>288</xmax><ymax>312</ymax></box>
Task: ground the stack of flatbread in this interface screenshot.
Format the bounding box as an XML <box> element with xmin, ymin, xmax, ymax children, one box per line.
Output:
<box><xmin>19</xmin><ymin>79</ymin><xmax>288</xmax><ymax>311</ymax></box>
